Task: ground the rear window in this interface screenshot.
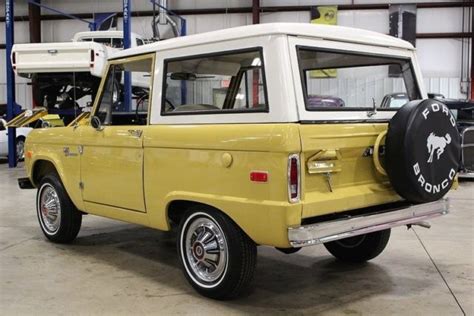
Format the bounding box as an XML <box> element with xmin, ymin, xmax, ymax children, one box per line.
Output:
<box><xmin>297</xmin><ymin>47</ymin><xmax>421</xmax><ymax>111</ymax></box>
<box><xmin>161</xmin><ymin>48</ymin><xmax>268</xmax><ymax>115</ymax></box>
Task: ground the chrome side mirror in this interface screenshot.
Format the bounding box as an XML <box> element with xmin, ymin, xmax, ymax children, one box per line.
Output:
<box><xmin>90</xmin><ymin>116</ymin><xmax>104</xmax><ymax>131</ymax></box>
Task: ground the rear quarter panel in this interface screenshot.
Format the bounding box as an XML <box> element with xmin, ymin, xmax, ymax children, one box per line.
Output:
<box><xmin>143</xmin><ymin>124</ymin><xmax>302</xmax><ymax>247</ymax></box>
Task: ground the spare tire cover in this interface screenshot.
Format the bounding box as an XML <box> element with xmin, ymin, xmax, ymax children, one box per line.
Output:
<box><xmin>385</xmin><ymin>99</ymin><xmax>461</xmax><ymax>203</ymax></box>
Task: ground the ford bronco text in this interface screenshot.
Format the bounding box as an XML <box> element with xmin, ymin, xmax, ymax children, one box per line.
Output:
<box><xmin>18</xmin><ymin>23</ymin><xmax>461</xmax><ymax>299</ymax></box>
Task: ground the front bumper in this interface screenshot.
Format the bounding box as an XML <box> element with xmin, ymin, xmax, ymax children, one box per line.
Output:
<box><xmin>18</xmin><ymin>177</ymin><xmax>35</xmax><ymax>189</ymax></box>
<box><xmin>288</xmin><ymin>198</ymin><xmax>449</xmax><ymax>247</ymax></box>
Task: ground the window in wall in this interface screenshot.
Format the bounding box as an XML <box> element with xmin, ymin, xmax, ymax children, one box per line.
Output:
<box><xmin>162</xmin><ymin>48</ymin><xmax>268</xmax><ymax>114</ymax></box>
<box><xmin>297</xmin><ymin>48</ymin><xmax>421</xmax><ymax>110</ymax></box>
<box><xmin>94</xmin><ymin>55</ymin><xmax>154</xmax><ymax>126</ymax></box>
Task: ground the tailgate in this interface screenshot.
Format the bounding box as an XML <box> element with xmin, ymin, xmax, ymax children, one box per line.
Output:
<box><xmin>299</xmin><ymin>123</ymin><xmax>401</xmax><ymax>219</ymax></box>
<box><xmin>12</xmin><ymin>42</ymin><xmax>108</xmax><ymax>75</ymax></box>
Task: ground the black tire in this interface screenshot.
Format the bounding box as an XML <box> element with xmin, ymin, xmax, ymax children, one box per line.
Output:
<box><xmin>177</xmin><ymin>206</ymin><xmax>257</xmax><ymax>300</ymax></box>
<box><xmin>15</xmin><ymin>136</ymin><xmax>25</xmax><ymax>161</ymax></box>
<box><xmin>324</xmin><ymin>229</ymin><xmax>391</xmax><ymax>263</ymax></box>
<box><xmin>36</xmin><ymin>173</ymin><xmax>82</xmax><ymax>243</ymax></box>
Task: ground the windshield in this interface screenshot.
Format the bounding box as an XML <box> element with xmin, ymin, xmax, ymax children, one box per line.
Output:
<box><xmin>297</xmin><ymin>47</ymin><xmax>421</xmax><ymax>111</ymax></box>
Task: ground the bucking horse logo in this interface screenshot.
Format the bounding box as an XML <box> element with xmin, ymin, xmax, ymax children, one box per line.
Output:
<box><xmin>427</xmin><ymin>132</ymin><xmax>451</xmax><ymax>163</ymax></box>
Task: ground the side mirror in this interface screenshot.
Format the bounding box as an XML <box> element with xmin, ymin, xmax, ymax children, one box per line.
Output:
<box><xmin>90</xmin><ymin>116</ymin><xmax>104</xmax><ymax>131</ymax></box>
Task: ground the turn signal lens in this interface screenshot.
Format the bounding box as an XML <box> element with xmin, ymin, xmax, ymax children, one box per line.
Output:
<box><xmin>288</xmin><ymin>154</ymin><xmax>300</xmax><ymax>203</ymax></box>
<box><xmin>250</xmin><ymin>171</ymin><xmax>268</xmax><ymax>182</ymax></box>
<box><xmin>12</xmin><ymin>52</ymin><xmax>16</xmax><ymax>70</ymax></box>
<box><xmin>90</xmin><ymin>49</ymin><xmax>95</xmax><ymax>67</ymax></box>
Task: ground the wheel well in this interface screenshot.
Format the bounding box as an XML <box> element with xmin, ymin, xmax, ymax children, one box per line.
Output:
<box><xmin>167</xmin><ymin>200</ymin><xmax>196</xmax><ymax>226</ymax></box>
<box><xmin>16</xmin><ymin>135</ymin><xmax>25</xmax><ymax>141</ymax></box>
<box><xmin>32</xmin><ymin>160</ymin><xmax>57</xmax><ymax>186</ymax></box>
<box><xmin>167</xmin><ymin>200</ymin><xmax>228</xmax><ymax>227</ymax></box>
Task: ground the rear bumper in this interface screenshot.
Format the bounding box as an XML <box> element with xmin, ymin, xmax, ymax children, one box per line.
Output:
<box><xmin>458</xmin><ymin>170</ymin><xmax>474</xmax><ymax>179</ymax></box>
<box><xmin>288</xmin><ymin>198</ymin><xmax>449</xmax><ymax>247</ymax></box>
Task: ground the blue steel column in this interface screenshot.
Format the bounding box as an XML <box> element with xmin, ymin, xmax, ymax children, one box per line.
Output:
<box><xmin>5</xmin><ymin>0</ymin><xmax>17</xmax><ymax>167</ymax></box>
<box><xmin>123</xmin><ymin>0</ymin><xmax>132</xmax><ymax>111</ymax></box>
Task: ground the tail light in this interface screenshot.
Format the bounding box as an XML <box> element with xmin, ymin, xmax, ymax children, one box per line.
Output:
<box><xmin>90</xmin><ymin>49</ymin><xmax>95</xmax><ymax>67</ymax></box>
<box><xmin>288</xmin><ymin>154</ymin><xmax>300</xmax><ymax>203</ymax></box>
<box><xmin>12</xmin><ymin>52</ymin><xmax>16</xmax><ymax>70</ymax></box>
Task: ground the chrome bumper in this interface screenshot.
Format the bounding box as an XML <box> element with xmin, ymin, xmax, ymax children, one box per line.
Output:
<box><xmin>458</xmin><ymin>171</ymin><xmax>474</xmax><ymax>179</ymax></box>
<box><xmin>288</xmin><ymin>199</ymin><xmax>449</xmax><ymax>247</ymax></box>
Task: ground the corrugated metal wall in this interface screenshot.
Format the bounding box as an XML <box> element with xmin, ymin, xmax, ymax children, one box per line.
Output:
<box><xmin>0</xmin><ymin>1</ymin><xmax>470</xmax><ymax>107</ymax></box>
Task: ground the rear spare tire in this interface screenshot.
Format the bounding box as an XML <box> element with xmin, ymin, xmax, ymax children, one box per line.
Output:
<box><xmin>385</xmin><ymin>99</ymin><xmax>461</xmax><ymax>203</ymax></box>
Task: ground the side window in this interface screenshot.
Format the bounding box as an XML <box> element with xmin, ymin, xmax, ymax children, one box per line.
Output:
<box><xmin>93</xmin><ymin>38</ymin><xmax>113</xmax><ymax>47</ymax></box>
<box><xmin>0</xmin><ymin>120</ymin><xmax>5</xmax><ymax>131</ymax></box>
<box><xmin>112</xmin><ymin>38</ymin><xmax>124</xmax><ymax>48</ymax></box>
<box><xmin>136</xmin><ymin>38</ymin><xmax>144</xmax><ymax>46</ymax></box>
<box><xmin>162</xmin><ymin>48</ymin><xmax>268</xmax><ymax>114</ymax></box>
<box><xmin>94</xmin><ymin>56</ymin><xmax>154</xmax><ymax>126</ymax></box>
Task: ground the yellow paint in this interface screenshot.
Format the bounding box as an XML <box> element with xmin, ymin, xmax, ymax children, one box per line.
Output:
<box><xmin>24</xmin><ymin>120</ymin><xmax>409</xmax><ymax>248</ymax></box>
<box><xmin>22</xmin><ymin>51</ymin><xmax>424</xmax><ymax>249</ymax></box>
<box><xmin>41</xmin><ymin>114</ymin><xmax>65</xmax><ymax>127</ymax></box>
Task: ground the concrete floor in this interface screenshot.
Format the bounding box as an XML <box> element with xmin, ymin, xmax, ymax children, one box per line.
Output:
<box><xmin>0</xmin><ymin>162</ymin><xmax>472</xmax><ymax>315</ymax></box>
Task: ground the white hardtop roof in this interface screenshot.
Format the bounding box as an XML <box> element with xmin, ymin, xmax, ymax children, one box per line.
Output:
<box><xmin>111</xmin><ymin>23</ymin><xmax>414</xmax><ymax>59</ymax></box>
<box><xmin>73</xmin><ymin>30</ymin><xmax>141</xmax><ymax>41</ymax></box>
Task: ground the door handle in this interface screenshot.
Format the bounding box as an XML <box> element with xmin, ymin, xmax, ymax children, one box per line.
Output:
<box><xmin>128</xmin><ymin>129</ymin><xmax>143</xmax><ymax>138</ymax></box>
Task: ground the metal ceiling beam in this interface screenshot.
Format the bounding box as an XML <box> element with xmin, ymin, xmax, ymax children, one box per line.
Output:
<box><xmin>1</xmin><ymin>1</ymin><xmax>471</xmax><ymax>22</ymax></box>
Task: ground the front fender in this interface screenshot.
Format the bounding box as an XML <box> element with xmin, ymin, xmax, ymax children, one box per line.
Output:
<box><xmin>29</xmin><ymin>146</ymin><xmax>84</xmax><ymax>212</ymax></box>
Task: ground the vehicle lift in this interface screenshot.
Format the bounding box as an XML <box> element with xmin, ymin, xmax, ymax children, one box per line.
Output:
<box><xmin>4</xmin><ymin>0</ymin><xmax>185</xmax><ymax>168</ymax></box>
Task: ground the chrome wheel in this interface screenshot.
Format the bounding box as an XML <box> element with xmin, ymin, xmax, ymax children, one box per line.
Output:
<box><xmin>181</xmin><ymin>213</ymin><xmax>228</xmax><ymax>288</ymax></box>
<box><xmin>16</xmin><ymin>138</ymin><xmax>25</xmax><ymax>160</ymax></box>
<box><xmin>38</xmin><ymin>184</ymin><xmax>61</xmax><ymax>235</ymax></box>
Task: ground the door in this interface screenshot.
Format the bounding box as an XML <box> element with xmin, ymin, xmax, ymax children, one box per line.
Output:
<box><xmin>80</xmin><ymin>54</ymin><xmax>155</xmax><ymax>213</ymax></box>
<box><xmin>80</xmin><ymin>125</ymin><xmax>145</xmax><ymax>212</ymax></box>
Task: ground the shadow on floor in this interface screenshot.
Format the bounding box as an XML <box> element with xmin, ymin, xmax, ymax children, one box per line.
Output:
<box><xmin>40</xmin><ymin>224</ymin><xmax>438</xmax><ymax>312</ymax></box>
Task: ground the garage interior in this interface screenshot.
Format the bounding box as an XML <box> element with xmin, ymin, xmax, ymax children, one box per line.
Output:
<box><xmin>1</xmin><ymin>0</ymin><xmax>473</xmax><ymax>314</ymax></box>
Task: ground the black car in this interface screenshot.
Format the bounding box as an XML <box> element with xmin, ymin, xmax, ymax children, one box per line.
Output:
<box><xmin>442</xmin><ymin>98</ymin><xmax>474</xmax><ymax>178</ymax></box>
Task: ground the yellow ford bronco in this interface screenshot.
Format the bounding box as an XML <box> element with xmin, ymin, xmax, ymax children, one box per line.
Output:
<box><xmin>19</xmin><ymin>23</ymin><xmax>461</xmax><ymax>299</ymax></box>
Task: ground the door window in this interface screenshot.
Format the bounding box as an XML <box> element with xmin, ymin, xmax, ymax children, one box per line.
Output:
<box><xmin>161</xmin><ymin>48</ymin><xmax>268</xmax><ymax>115</ymax></box>
<box><xmin>94</xmin><ymin>55</ymin><xmax>154</xmax><ymax>126</ymax></box>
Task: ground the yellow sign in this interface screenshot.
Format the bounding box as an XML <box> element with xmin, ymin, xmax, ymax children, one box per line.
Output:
<box><xmin>311</xmin><ymin>6</ymin><xmax>338</xmax><ymax>78</ymax></box>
